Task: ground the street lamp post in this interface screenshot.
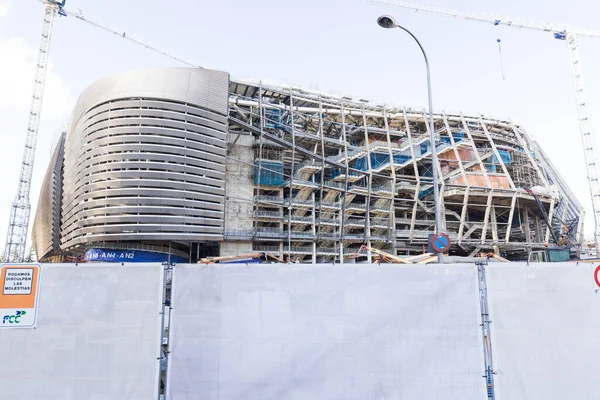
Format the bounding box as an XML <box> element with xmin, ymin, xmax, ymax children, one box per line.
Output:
<box><xmin>377</xmin><ymin>15</ymin><xmax>443</xmax><ymax>263</ymax></box>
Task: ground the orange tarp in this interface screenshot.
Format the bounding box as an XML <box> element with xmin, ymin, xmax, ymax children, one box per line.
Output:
<box><xmin>454</xmin><ymin>174</ymin><xmax>510</xmax><ymax>189</ymax></box>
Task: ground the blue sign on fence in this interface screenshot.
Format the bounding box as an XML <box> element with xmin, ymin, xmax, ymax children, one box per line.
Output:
<box><xmin>85</xmin><ymin>248</ymin><xmax>188</xmax><ymax>264</ymax></box>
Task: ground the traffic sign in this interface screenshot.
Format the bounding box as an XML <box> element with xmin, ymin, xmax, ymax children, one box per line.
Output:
<box><xmin>594</xmin><ymin>265</ymin><xmax>600</xmax><ymax>288</ymax></box>
<box><xmin>430</xmin><ymin>233</ymin><xmax>451</xmax><ymax>253</ymax></box>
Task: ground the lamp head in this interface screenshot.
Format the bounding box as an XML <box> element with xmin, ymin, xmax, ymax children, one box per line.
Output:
<box><xmin>377</xmin><ymin>15</ymin><xmax>398</xmax><ymax>29</ymax></box>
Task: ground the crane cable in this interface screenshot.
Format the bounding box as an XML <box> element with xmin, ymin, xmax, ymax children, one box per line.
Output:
<box><xmin>35</xmin><ymin>0</ymin><xmax>202</xmax><ymax>69</ymax></box>
<box><xmin>497</xmin><ymin>38</ymin><xmax>506</xmax><ymax>81</ymax></box>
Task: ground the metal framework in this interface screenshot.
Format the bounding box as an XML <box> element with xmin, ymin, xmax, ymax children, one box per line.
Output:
<box><xmin>226</xmin><ymin>81</ymin><xmax>582</xmax><ymax>261</ymax></box>
<box><xmin>4</xmin><ymin>1</ymin><xmax>65</xmax><ymax>262</ymax></box>
<box><xmin>366</xmin><ymin>0</ymin><xmax>600</xmax><ymax>249</ymax></box>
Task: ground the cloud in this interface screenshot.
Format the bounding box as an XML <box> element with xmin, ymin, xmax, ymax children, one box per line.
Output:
<box><xmin>0</xmin><ymin>37</ymin><xmax>73</xmax><ymax>118</ymax></box>
<box><xmin>0</xmin><ymin>1</ymin><xmax>9</xmax><ymax>17</ymax></box>
<box><xmin>0</xmin><ymin>35</ymin><xmax>73</xmax><ymax>250</ymax></box>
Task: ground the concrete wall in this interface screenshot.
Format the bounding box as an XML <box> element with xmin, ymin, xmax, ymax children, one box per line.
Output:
<box><xmin>222</xmin><ymin>134</ymin><xmax>254</xmax><ymax>256</ymax></box>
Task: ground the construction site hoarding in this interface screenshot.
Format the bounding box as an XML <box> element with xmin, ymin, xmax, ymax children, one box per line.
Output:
<box><xmin>0</xmin><ymin>264</ymin><xmax>163</xmax><ymax>400</ymax></box>
<box><xmin>487</xmin><ymin>262</ymin><xmax>600</xmax><ymax>399</ymax></box>
<box><xmin>167</xmin><ymin>264</ymin><xmax>485</xmax><ymax>400</ymax></box>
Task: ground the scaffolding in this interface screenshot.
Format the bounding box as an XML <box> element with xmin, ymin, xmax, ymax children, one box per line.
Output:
<box><xmin>224</xmin><ymin>81</ymin><xmax>584</xmax><ymax>261</ymax></box>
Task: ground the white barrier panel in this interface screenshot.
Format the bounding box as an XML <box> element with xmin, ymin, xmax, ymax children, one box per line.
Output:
<box><xmin>0</xmin><ymin>264</ymin><xmax>164</xmax><ymax>400</ymax></box>
<box><xmin>487</xmin><ymin>263</ymin><xmax>600</xmax><ymax>400</ymax></box>
<box><xmin>168</xmin><ymin>264</ymin><xmax>485</xmax><ymax>400</ymax></box>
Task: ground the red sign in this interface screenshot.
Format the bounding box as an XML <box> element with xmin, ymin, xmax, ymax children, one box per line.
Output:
<box><xmin>430</xmin><ymin>233</ymin><xmax>451</xmax><ymax>253</ymax></box>
<box><xmin>594</xmin><ymin>265</ymin><xmax>600</xmax><ymax>288</ymax></box>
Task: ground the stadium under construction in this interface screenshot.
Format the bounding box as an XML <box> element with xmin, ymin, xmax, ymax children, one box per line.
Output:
<box><xmin>31</xmin><ymin>67</ymin><xmax>584</xmax><ymax>263</ymax></box>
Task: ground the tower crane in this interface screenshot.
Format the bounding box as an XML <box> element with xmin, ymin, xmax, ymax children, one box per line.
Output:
<box><xmin>3</xmin><ymin>0</ymin><xmax>203</xmax><ymax>262</ymax></box>
<box><xmin>3</xmin><ymin>0</ymin><xmax>67</xmax><ymax>262</ymax></box>
<box><xmin>367</xmin><ymin>0</ymin><xmax>600</xmax><ymax>251</ymax></box>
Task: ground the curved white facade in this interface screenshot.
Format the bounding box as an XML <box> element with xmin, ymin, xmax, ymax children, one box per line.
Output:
<box><xmin>53</xmin><ymin>68</ymin><xmax>229</xmax><ymax>252</ymax></box>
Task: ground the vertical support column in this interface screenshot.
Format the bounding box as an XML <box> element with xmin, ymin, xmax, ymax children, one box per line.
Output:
<box><xmin>362</xmin><ymin>104</ymin><xmax>373</xmax><ymax>258</ymax></box>
<box><xmin>157</xmin><ymin>262</ymin><xmax>173</xmax><ymax>399</ymax></box>
<box><xmin>490</xmin><ymin>206</ymin><xmax>499</xmax><ymax>254</ymax></box>
<box><xmin>523</xmin><ymin>207</ymin><xmax>532</xmax><ymax>253</ymax></box>
<box><xmin>317</xmin><ymin>96</ymin><xmax>326</xmax><ymax>245</ymax></box>
<box><xmin>505</xmin><ymin>193</ymin><xmax>518</xmax><ymax>243</ymax></box>
<box><xmin>253</xmin><ymin>83</ymin><xmax>265</xmax><ymax>244</ymax></box>
<box><xmin>545</xmin><ymin>197</ymin><xmax>556</xmax><ymax>244</ymax></box>
<box><xmin>481</xmin><ymin>190</ymin><xmax>494</xmax><ymax>245</ymax></box>
<box><xmin>404</xmin><ymin>109</ymin><xmax>420</xmax><ymax>242</ymax></box>
<box><xmin>287</xmin><ymin>89</ymin><xmax>296</xmax><ymax>262</ymax></box>
<box><xmin>458</xmin><ymin>187</ymin><xmax>470</xmax><ymax>245</ymax></box>
<box><xmin>477</xmin><ymin>261</ymin><xmax>496</xmax><ymax>400</ymax></box>
<box><xmin>424</xmin><ymin>110</ymin><xmax>446</xmax><ymax>232</ymax></box>
<box><xmin>339</xmin><ymin>100</ymin><xmax>350</xmax><ymax>261</ymax></box>
<box><xmin>383</xmin><ymin>107</ymin><xmax>397</xmax><ymax>251</ymax></box>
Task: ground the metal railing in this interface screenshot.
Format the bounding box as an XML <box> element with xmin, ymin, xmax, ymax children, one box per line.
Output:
<box><xmin>254</xmin><ymin>195</ymin><xmax>284</xmax><ymax>203</ymax></box>
<box><xmin>346</xmin><ymin>202</ymin><xmax>367</xmax><ymax>210</ymax></box>
<box><xmin>252</xmin><ymin>245</ymin><xmax>280</xmax><ymax>252</ymax></box>
<box><xmin>283</xmin><ymin>246</ymin><xmax>313</xmax><ymax>253</ymax></box>
<box><xmin>369</xmin><ymin>140</ymin><xmax>400</xmax><ymax>151</ymax></box>
<box><xmin>287</xmin><ymin>215</ymin><xmax>313</xmax><ymax>223</ymax></box>
<box><xmin>254</xmin><ymin>210</ymin><xmax>284</xmax><ymax>218</ymax></box>
<box><xmin>317</xmin><ymin>201</ymin><xmax>341</xmax><ymax>209</ymax></box>
<box><xmin>316</xmin><ymin>218</ymin><xmax>338</xmax><ymax>225</ymax></box>
<box><xmin>285</xmin><ymin>198</ymin><xmax>315</xmax><ymax>206</ymax></box>
<box><xmin>371</xmin><ymin>218</ymin><xmax>389</xmax><ymax>228</ymax></box>
<box><xmin>344</xmin><ymin>217</ymin><xmax>366</xmax><ymax>226</ymax></box>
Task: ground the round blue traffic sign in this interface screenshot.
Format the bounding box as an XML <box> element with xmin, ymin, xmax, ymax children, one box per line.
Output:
<box><xmin>431</xmin><ymin>233</ymin><xmax>451</xmax><ymax>253</ymax></box>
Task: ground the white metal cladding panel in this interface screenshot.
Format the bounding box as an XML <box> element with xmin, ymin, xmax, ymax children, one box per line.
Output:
<box><xmin>31</xmin><ymin>132</ymin><xmax>65</xmax><ymax>260</ymax></box>
<box><xmin>487</xmin><ymin>263</ymin><xmax>600</xmax><ymax>400</ymax></box>
<box><xmin>59</xmin><ymin>68</ymin><xmax>229</xmax><ymax>249</ymax></box>
<box><xmin>0</xmin><ymin>264</ymin><xmax>164</xmax><ymax>400</ymax></box>
<box><xmin>168</xmin><ymin>264</ymin><xmax>485</xmax><ymax>400</ymax></box>
<box><xmin>71</xmin><ymin>68</ymin><xmax>230</xmax><ymax>124</ymax></box>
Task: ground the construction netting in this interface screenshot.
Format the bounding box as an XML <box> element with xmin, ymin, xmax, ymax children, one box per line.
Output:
<box><xmin>254</xmin><ymin>161</ymin><xmax>284</xmax><ymax>186</ymax></box>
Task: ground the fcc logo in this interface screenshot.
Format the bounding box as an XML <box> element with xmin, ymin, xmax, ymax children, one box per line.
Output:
<box><xmin>2</xmin><ymin>311</ymin><xmax>26</xmax><ymax>324</ymax></box>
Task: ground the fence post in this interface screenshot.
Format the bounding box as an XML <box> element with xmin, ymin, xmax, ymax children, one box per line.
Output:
<box><xmin>477</xmin><ymin>260</ymin><xmax>496</xmax><ymax>400</ymax></box>
<box><xmin>158</xmin><ymin>262</ymin><xmax>173</xmax><ymax>399</ymax></box>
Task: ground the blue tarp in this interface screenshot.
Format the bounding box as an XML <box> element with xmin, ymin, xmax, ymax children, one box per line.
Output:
<box><xmin>354</xmin><ymin>153</ymin><xmax>412</xmax><ymax>171</ymax></box>
<box><xmin>418</xmin><ymin>186</ymin><xmax>434</xmax><ymax>199</ymax></box>
<box><xmin>254</xmin><ymin>161</ymin><xmax>284</xmax><ymax>186</ymax></box>
<box><xmin>86</xmin><ymin>248</ymin><xmax>188</xmax><ymax>263</ymax></box>
<box><xmin>493</xmin><ymin>149</ymin><xmax>511</xmax><ymax>165</ymax></box>
<box><xmin>264</xmin><ymin>109</ymin><xmax>282</xmax><ymax>129</ymax></box>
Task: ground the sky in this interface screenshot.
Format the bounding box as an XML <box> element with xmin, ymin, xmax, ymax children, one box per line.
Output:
<box><xmin>1</xmin><ymin>0</ymin><xmax>599</xmax><ymax>251</ymax></box>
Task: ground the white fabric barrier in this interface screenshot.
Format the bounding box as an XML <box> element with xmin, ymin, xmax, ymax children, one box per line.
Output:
<box><xmin>168</xmin><ymin>264</ymin><xmax>485</xmax><ymax>400</ymax></box>
<box><xmin>0</xmin><ymin>264</ymin><xmax>164</xmax><ymax>400</ymax></box>
<box><xmin>487</xmin><ymin>262</ymin><xmax>600</xmax><ymax>400</ymax></box>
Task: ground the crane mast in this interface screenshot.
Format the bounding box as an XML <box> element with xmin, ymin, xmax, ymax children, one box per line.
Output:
<box><xmin>566</xmin><ymin>33</ymin><xmax>600</xmax><ymax>250</ymax></box>
<box><xmin>3</xmin><ymin>1</ymin><xmax>65</xmax><ymax>262</ymax></box>
<box><xmin>368</xmin><ymin>0</ymin><xmax>600</xmax><ymax>250</ymax></box>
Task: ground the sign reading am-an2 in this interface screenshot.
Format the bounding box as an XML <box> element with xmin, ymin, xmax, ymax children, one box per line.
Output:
<box><xmin>0</xmin><ymin>264</ymin><xmax>40</xmax><ymax>328</ymax></box>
